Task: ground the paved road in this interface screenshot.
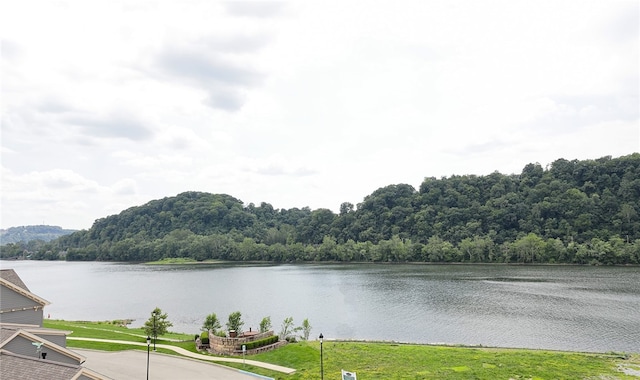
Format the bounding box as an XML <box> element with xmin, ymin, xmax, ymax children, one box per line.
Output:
<box><xmin>69</xmin><ymin>337</ymin><xmax>295</xmax><ymax>374</ymax></box>
<box><xmin>76</xmin><ymin>349</ymin><xmax>271</xmax><ymax>380</ymax></box>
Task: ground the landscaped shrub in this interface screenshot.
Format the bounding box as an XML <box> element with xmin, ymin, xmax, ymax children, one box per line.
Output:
<box><xmin>200</xmin><ymin>331</ymin><xmax>209</xmax><ymax>344</ymax></box>
<box><xmin>239</xmin><ymin>335</ymin><xmax>279</xmax><ymax>350</ymax></box>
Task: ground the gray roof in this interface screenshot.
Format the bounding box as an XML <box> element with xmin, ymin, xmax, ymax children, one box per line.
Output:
<box><xmin>1</xmin><ymin>350</ymin><xmax>86</xmax><ymax>380</ymax></box>
<box><xmin>0</xmin><ymin>269</ymin><xmax>29</xmax><ymax>291</ymax></box>
<box><xmin>0</xmin><ymin>327</ymin><xmax>86</xmax><ymax>363</ymax></box>
<box><xmin>0</xmin><ymin>271</ymin><xmax>51</xmax><ymax>308</ymax></box>
<box><xmin>0</xmin><ymin>324</ymin><xmax>70</xmax><ymax>345</ymax></box>
<box><xmin>0</xmin><ymin>271</ymin><xmax>109</xmax><ymax>379</ymax></box>
<box><xmin>0</xmin><ymin>322</ymin><xmax>70</xmax><ymax>335</ymax></box>
<box><xmin>0</xmin><ymin>328</ymin><xmax>16</xmax><ymax>343</ymax></box>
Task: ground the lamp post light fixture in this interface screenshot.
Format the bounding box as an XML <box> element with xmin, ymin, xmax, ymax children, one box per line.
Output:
<box><xmin>152</xmin><ymin>310</ymin><xmax>158</xmax><ymax>351</ymax></box>
<box><xmin>319</xmin><ymin>333</ymin><xmax>324</xmax><ymax>380</ymax></box>
<box><xmin>146</xmin><ymin>336</ymin><xmax>151</xmax><ymax>380</ymax></box>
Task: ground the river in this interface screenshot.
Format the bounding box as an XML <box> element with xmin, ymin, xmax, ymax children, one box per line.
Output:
<box><xmin>1</xmin><ymin>260</ymin><xmax>638</xmax><ymax>353</ymax></box>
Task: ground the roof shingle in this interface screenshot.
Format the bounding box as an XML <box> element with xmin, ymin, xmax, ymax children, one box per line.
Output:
<box><xmin>0</xmin><ymin>269</ymin><xmax>30</xmax><ymax>291</ymax></box>
<box><xmin>0</xmin><ymin>350</ymin><xmax>83</xmax><ymax>380</ymax></box>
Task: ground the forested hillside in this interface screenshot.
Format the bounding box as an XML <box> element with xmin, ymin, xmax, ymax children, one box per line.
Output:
<box><xmin>4</xmin><ymin>154</ymin><xmax>639</xmax><ymax>265</ymax></box>
<box><xmin>0</xmin><ymin>225</ymin><xmax>76</xmax><ymax>244</ymax></box>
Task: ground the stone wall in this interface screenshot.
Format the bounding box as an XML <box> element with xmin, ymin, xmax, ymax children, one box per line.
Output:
<box><xmin>208</xmin><ymin>330</ymin><xmax>279</xmax><ymax>355</ymax></box>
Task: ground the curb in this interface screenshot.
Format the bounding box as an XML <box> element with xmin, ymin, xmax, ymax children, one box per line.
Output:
<box><xmin>68</xmin><ymin>337</ymin><xmax>296</xmax><ymax>374</ymax></box>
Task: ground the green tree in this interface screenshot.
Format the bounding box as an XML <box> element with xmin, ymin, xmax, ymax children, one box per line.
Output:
<box><xmin>259</xmin><ymin>316</ymin><xmax>272</xmax><ymax>333</ymax></box>
<box><xmin>297</xmin><ymin>209</ymin><xmax>336</xmax><ymax>244</ymax></box>
<box><xmin>544</xmin><ymin>238</ymin><xmax>567</xmax><ymax>263</ymax></box>
<box><xmin>299</xmin><ymin>318</ymin><xmax>312</xmax><ymax>341</ymax></box>
<box><xmin>619</xmin><ymin>203</ymin><xmax>638</xmax><ymax>242</ymax></box>
<box><xmin>423</xmin><ymin>236</ymin><xmax>457</xmax><ymax>262</ymax></box>
<box><xmin>202</xmin><ymin>313</ymin><xmax>221</xmax><ymax>333</ymax></box>
<box><xmin>514</xmin><ymin>233</ymin><xmax>545</xmax><ymax>263</ymax></box>
<box><xmin>317</xmin><ymin>235</ymin><xmax>338</xmax><ymax>261</ymax></box>
<box><xmin>279</xmin><ymin>316</ymin><xmax>301</xmax><ymax>341</ymax></box>
<box><xmin>226</xmin><ymin>311</ymin><xmax>244</xmax><ymax>334</ymax></box>
<box><xmin>29</xmin><ymin>153</ymin><xmax>640</xmax><ymax>266</ymax></box>
<box><xmin>144</xmin><ymin>307</ymin><xmax>173</xmax><ymax>338</ymax></box>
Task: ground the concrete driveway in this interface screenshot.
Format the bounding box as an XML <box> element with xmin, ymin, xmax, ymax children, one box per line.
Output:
<box><xmin>76</xmin><ymin>349</ymin><xmax>271</xmax><ymax>380</ymax></box>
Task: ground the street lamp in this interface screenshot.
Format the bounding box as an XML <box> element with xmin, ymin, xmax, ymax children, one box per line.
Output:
<box><xmin>152</xmin><ymin>310</ymin><xmax>158</xmax><ymax>351</ymax></box>
<box><xmin>319</xmin><ymin>333</ymin><xmax>324</xmax><ymax>380</ymax></box>
<box><xmin>146</xmin><ymin>336</ymin><xmax>151</xmax><ymax>380</ymax></box>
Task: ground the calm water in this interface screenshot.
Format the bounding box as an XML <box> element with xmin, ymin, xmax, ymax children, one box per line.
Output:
<box><xmin>2</xmin><ymin>261</ymin><xmax>638</xmax><ymax>353</ymax></box>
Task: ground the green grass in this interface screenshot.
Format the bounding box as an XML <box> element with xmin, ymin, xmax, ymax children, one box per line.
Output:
<box><xmin>254</xmin><ymin>342</ymin><xmax>639</xmax><ymax>380</ymax></box>
<box><xmin>44</xmin><ymin>320</ymin><xmax>639</xmax><ymax>379</ymax></box>
<box><xmin>44</xmin><ymin>319</ymin><xmax>194</xmax><ymax>342</ymax></box>
<box><xmin>60</xmin><ymin>339</ymin><xmax>146</xmax><ymax>352</ymax></box>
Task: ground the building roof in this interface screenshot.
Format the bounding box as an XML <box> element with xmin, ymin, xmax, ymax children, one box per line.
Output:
<box><xmin>0</xmin><ymin>327</ymin><xmax>86</xmax><ymax>364</ymax></box>
<box><xmin>0</xmin><ymin>350</ymin><xmax>111</xmax><ymax>380</ymax></box>
<box><xmin>0</xmin><ymin>328</ymin><xmax>16</xmax><ymax>342</ymax></box>
<box><xmin>0</xmin><ymin>272</ymin><xmax>51</xmax><ymax>310</ymax></box>
<box><xmin>0</xmin><ymin>270</ymin><xmax>109</xmax><ymax>379</ymax></box>
<box><xmin>0</xmin><ymin>322</ymin><xmax>72</xmax><ymax>337</ymax></box>
<box><xmin>0</xmin><ymin>269</ymin><xmax>30</xmax><ymax>291</ymax></box>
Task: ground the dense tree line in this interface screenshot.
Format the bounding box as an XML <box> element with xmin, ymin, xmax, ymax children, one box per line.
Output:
<box><xmin>3</xmin><ymin>154</ymin><xmax>639</xmax><ymax>265</ymax></box>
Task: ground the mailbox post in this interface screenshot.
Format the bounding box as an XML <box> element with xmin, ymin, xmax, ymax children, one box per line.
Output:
<box><xmin>242</xmin><ymin>344</ymin><xmax>246</xmax><ymax>367</ymax></box>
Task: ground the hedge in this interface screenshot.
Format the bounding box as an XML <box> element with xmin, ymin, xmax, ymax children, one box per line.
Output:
<box><xmin>239</xmin><ymin>335</ymin><xmax>279</xmax><ymax>350</ymax></box>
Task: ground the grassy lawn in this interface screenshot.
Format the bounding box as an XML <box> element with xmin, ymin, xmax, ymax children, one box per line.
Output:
<box><xmin>44</xmin><ymin>319</ymin><xmax>194</xmax><ymax>342</ymax></box>
<box><xmin>253</xmin><ymin>341</ymin><xmax>639</xmax><ymax>379</ymax></box>
<box><xmin>44</xmin><ymin>320</ymin><xmax>639</xmax><ymax>379</ymax></box>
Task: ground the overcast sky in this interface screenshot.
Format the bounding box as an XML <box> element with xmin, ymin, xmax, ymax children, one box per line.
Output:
<box><xmin>2</xmin><ymin>1</ymin><xmax>639</xmax><ymax>230</ymax></box>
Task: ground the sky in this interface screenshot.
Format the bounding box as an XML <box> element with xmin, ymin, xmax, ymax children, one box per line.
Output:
<box><xmin>1</xmin><ymin>0</ymin><xmax>639</xmax><ymax>230</ymax></box>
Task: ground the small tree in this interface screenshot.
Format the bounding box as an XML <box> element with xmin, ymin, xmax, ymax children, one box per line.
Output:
<box><xmin>259</xmin><ymin>316</ymin><xmax>272</xmax><ymax>333</ymax></box>
<box><xmin>299</xmin><ymin>318</ymin><xmax>312</xmax><ymax>341</ymax></box>
<box><xmin>202</xmin><ymin>313</ymin><xmax>221</xmax><ymax>333</ymax></box>
<box><xmin>279</xmin><ymin>316</ymin><xmax>301</xmax><ymax>341</ymax></box>
<box><xmin>144</xmin><ymin>307</ymin><xmax>173</xmax><ymax>338</ymax></box>
<box><xmin>226</xmin><ymin>311</ymin><xmax>244</xmax><ymax>334</ymax></box>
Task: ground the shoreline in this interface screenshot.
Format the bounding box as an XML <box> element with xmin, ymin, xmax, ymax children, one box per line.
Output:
<box><xmin>47</xmin><ymin>319</ymin><xmax>638</xmax><ymax>355</ymax></box>
<box><xmin>4</xmin><ymin>257</ymin><xmax>640</xmax><ymax>267</ymax></box>
<box><xmin>140</xmin><ymin>258</ymin><xmax>640</xmax><ymax>267</ymax></box>
<box><xmin>44</xmin><ymin>319</ymin><xmax>640</xmax><ymax>379</ymax></box>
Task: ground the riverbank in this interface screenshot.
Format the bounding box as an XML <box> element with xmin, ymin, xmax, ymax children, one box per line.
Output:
<box><xmin>139</xmin><ymin>258</ymin><xmax>640</xmax><ymax>266</ymax></box>
<box><xmin>44</xmin><ymin>320</ymin><xmax>639</xmax><ymax>379</ymax></box>
<box><xmin>11</xmin><ymin>261</ymin><xmax>637</xmax><ymax>353</ymax></box>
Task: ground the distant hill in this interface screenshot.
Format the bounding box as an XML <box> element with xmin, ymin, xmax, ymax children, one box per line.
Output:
<box><xmin>17</xmin><ymin>153</ymin><xmax>640</xmax><ymax>265</ymax></box>
<box><xmin>0</xmin><ymin>225</ymin><xmax>77</xmax><ymax>244</ymax></box>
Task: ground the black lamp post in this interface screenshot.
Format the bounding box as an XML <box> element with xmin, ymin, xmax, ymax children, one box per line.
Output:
<box><xmin>146</xmin><ymin>336</ymin><xmax>151</xmax><ymax>380</ymax></box>
<box><xmin>319</xmin><ymin>333</ymin><xmax>324</xmax><ymax>380</ymax></box>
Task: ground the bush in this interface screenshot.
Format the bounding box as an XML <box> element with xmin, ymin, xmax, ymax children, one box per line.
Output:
<box><xmin>239</xmin><ymin>335</ymin><xmax>279</xmax><ymax>350</ymax></box>
<box><xmin>200</xmin><ymin>331</ymin><xmax>209</xmax><ymax>344</ymax></box>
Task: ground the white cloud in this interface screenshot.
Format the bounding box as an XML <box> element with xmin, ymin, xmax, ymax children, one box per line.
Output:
<box><xmin>112</xmin><ymin>178</ymin><xmax>138</xmax><ymax>196</ymax></box>
<box><xmin>1</xmin><ymin>0</ymin><xmax>638</xmax><ymax>229</ymax></box>
<box><xmin>115</xmin><ymin>152</ymin><xmax>194</xmax><ymax>170</ymax></box>
<box><xmin>0</xmin><ymin>168</ymin><xmax>142</xmax><ymax>228</ymax></box>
